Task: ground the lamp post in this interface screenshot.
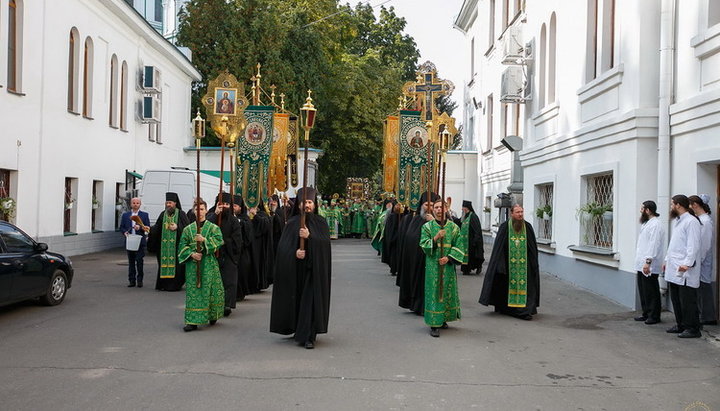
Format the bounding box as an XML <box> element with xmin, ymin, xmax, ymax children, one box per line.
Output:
<box><xmin>299</xmin><ymin>90</ymin><xmax>317</xmax><ymax>251</ymax></box>
<box><xmin>192</xmin><ymin>109</ymin><xmax>205</xmax><ymax>288</ymax></box>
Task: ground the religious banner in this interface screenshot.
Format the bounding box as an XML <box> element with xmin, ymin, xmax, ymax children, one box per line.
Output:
<box><xmin>287</xmin><ymin>116</ymin><xmax>299</xmax><ymax>188</ymax></box>
<box><xmin>397</xmin><ymin>110</ymin><xmax>435</xmax><ymax>210</ymax></box>
<box><xmin>382</xmin><ymin>115</ymin><xmax>399</xmax><ymax>194</ymax></box>
<box><xmin>346</xmin><ymin>178</ymin><xmax>370</xmax><ymax>201</ymax></box>
<box><xmin>236</xmin><ymin>106</ymin><xmax>275</xmax><ymax>208</ymax></box>
<box><xmin>269</xmin><ymin>112</ymin><xmax>290</xmax><ymax>192</ymax></box>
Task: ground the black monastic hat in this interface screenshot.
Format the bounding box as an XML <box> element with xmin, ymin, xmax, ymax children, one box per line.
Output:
<box><xmin>165</xmin><ymin>192</ymin><xmax>182</xmax><ymax>210</ymax></box>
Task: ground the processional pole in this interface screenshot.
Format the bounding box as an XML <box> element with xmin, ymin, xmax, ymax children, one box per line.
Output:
<box><xmin>192</xmin><ymin>110</ymin><xmax>206</xmax><ymax>288</ymax></box>
<box><xmin>299</xmin><ymin>90</ymin><xmax>317</xmax><ymax>251</ymax></box>
<box><xmin>437</xmin><ymin>128</ymin><xmax>451</xmax><ymax>302</ymax></box>
<box><xmin>216</xmin><ymin>116</ymin><xmax>229</xmax><ymax>229</ymax></box>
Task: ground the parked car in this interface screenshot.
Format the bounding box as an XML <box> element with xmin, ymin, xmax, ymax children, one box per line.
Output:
<box><xmin>0</xmin><ymin>221</ymin><xmax>74</xmax><ymax>307</ymax></box>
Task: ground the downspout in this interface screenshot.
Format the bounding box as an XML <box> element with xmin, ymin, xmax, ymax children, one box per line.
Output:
<box><xmin>657</xmin><ymin>0</ymin><xmax>675</xmax><ymax>293</ymax></box>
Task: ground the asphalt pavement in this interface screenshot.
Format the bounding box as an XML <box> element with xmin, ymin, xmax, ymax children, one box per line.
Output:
<box><xmin>0</xmin><ymin>239</ymin><xmax>718</xmax><ymax>410</ymax></box>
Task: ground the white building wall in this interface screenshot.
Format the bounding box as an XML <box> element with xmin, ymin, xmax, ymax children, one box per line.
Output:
<box><xmin>0</xmin><ymin>0</ymin><xmax>200</xmax><ymax>255</ymax></box>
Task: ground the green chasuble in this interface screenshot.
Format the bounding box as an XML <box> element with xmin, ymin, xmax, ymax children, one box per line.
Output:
<box><xmin>457</xmin><ymin>212</ymin><xmax>474</xmax><ymax>265</ymax></box>
<box><xmin>507</xmin><ymin>223</ymin><xmax>528</xmax><ymax>308</ymax></box>
<box><xmin>160</xmin><ymin>211</ymin><xmax>179</xmax><ymax>278</ymax></box>
<box><xmin>326</xmin><ymin>207</ymin><xmax>340</xmax><ymax>239</ymax></box>
<box><xmin>350</xmin><ymin>203</ymin><xmax>367</xmax><ymax>235</ymax></box>
<box><xmin>341</xmin><ymin>208</ymin><xmax>351</xmax><ymax>236</ymax></box>
<box><xmin>318</xmin><ymin>205</ymin><xmax>328</xmax><ymax>219</ymax></box>
<box><xmin>370</xmin><ymin>209</ymin><xmax>388</xmax><ymax>252</ymax></box>
<box><xmin>420</xmin><ymin>219</ymin><xmax>465</xmax><ymax>327</ymax></box>
<box><xmin>177</xmin><ymin>221</ymin><xmax>225</xmax><ymax>325</ymax></box>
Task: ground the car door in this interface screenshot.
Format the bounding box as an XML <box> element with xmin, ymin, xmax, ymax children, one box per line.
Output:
<box><xmin>0</xmin><ymin>224</ymin><xmax>46</xmax><ymax>299</ymax></box>
<box><xmin>0</xmin><ymin>238</ymin><xmax>13</xmax><ymax>303</ymax></box>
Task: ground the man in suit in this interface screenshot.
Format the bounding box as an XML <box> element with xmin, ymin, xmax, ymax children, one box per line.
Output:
<box><xmin>120</xmin><ymin>197</ymin><xmax>150</xmax><ymax>287</ymax></box>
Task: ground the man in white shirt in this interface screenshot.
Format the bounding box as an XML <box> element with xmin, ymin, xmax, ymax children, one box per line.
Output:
<box><xmin>663</xmin><ymin>195</ymin><xmax>703</xmax><ymax>338</ymax></box>
<box><xmin>634</xmin><ymin>201</ymin><xmax>665</xmax><ymax>325</ymax></box>
<box><xmin>689</xmin><ymin>194</ymin><xmax>717</xmax><ymax>326</ymax></box>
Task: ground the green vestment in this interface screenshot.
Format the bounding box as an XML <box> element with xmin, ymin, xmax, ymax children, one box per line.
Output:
<box><xmin>507</xmin><ymin>223</ymin><xmax>528</xmax><ymax>307</ymax></box>
<box><xmin>160</xmin><ymin>211</ymin><xmax>179</xmax><ymax>278</ymax></box>
<box><xmin>341</xmin><ymin>208</ymin><xmax>351</xmax><ymax>236</ymax></box>
<box><xmin>351</xmin><ymin>203</ymin><xmax>367</xmax><ymax>235</ymax></box>
<box><xmin>457</xmin><ymin>212</ymin><xmax>474</xmax><ymax>265</ymax></box>
<box><xmin>178</xmin><ymin>221</ymin><xmax>225</xmax><ymax>325</ymax></box>
<box><xmin>326</xmin><ymin>207</ymin><xmax>340</xmax><ymax>239</ymax></box>
<box><xmin>370</xmin><ymin>209</ymin><xmax>388</xmax><ymax>252</ymax></box>
<box><xmin>420</xmin><ymin>219</ymin><xmax>464</xmax><ymax>327</ymax></box>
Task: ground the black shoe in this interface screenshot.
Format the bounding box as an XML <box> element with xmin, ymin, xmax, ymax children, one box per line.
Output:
<box><xmin>430</xmin><ymin>328</ymin><xmax>440</xmax><ymax>337</ymax></box>
<box><xmin>209</xmin><ymin>320</ymin><xmax>217</xmax><ymax>325</ymax></box>
<box><xmin>127</xmin><ymin>283</ymin><xmax>136</xmax><ymax>287</ymax></box>
<box><xmin>183</xmin><ymin>324</ymin><xmax>197</xmax><ymax>332</ymax></box>
<box><xmin>137</xmin><ymin>282</ymin><xmax>143</xmax><ymax>288</ymax></box>
<box><xmin>677</xmin><ymin>330</ymin><xmax>701</xmax><ymax>338</ymax></box>
<box><xmin>644</xmin><ymin>318</ymin><xmax>660</xmax><ymax>325</ymax></box>
<box><xmin>666</xmin><ymin>325</ymin><xmax>684</xmax><ymax>333</ymax></box>
<box><xmin>304</xmin><ymin>341</ymin><xmax>314</xmax><ymax>349</ymax></box>
<box><xmin>701</xmin><ymin>320</ymin><xmax>718</xmax><ymax>326</ymax></box>
<box><xmin>441</xmin><ymin>322</ymin><xmax>449</xmax><ymax>329</ymax></box>
<box><xmin>634</xmin><ymin>316</ymin><xmax>647</xmax><ymax>322</ymax></box>
<box><xmin>224</xmin><ymin>308</ymin><xmax>232</xmax><ymax>317</ymax></box>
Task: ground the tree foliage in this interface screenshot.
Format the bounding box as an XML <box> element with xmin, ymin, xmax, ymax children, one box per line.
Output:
<box><xmin>177</xmin><ymin>1</ymin><xmax>458</xmax><ymax>195</ymax></box>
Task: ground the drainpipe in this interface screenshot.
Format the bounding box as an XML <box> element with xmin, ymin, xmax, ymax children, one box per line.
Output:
<box><xmin>657</xmin><ymin>0</ymin><xmax>675</xmax><ymax>294</ymax></box>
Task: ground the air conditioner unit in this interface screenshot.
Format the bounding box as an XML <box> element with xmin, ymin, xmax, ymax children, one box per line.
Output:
<box><xmin>523</xmin><ymin>72</ymin><xmax>533</xmax><ymax>101</ymax></box>
<box><xmin>500</xmin><ymin>66</ymin><xmax>525</xmax><ymax>104</ymax></box>
<box><xmin>142</xmin><ymin>66</ymin><xmax>162</xmax><ymax>93</ymax></box>
<box><xmin>141</xmin><ymin>95</ymin><xmax>161</xmax><ymax>123</ymax></box>
<box><xmin>501</xmin><ymin>26</ymin><xmax>524</xmax><ymax>65</ymax></box>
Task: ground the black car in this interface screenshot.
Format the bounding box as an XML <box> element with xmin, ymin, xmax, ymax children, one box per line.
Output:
<box><xmin>0</xmin><ymin>221</ymin><xmax>74</xmax><ymax>307</ymax></box>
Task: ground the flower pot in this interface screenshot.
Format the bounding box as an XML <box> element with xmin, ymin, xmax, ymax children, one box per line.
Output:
<box><xmin>92</xmin><ymin>204</ymin><xmax>99</xmax><ymax>210</ymax></box>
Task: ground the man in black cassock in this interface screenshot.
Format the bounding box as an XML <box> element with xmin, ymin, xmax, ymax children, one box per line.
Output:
<box><xmin>249</xmin><ymin>201</ymin><xmax>274</xmax><ymax>290</ymax></box>
<box><xmin>397</xmin><ymin>192</ymin><xmax>440</xmax><ymax>315</ymax></box>
<box><xmin>269</xmin><ymin>194</ymin><xmax>286</xmax><ymax>255</ymax></box>
<box><xmin>232</xmin><ymin>195</ymin><xmax>253</xmax><ymax>301</ymax></box>
<box><xmin>207</xmin><ymin>193</ymin><xmax>242</xmax><ymax>316</ymax></box>
<box><xmin>479</xmin><ymin>204</ymin><xmax>540</xmax><ymax>320</ymax></box>
<box><xmin>270</xmin><ymin>188</ymin><xmax>331</xmax><ymax>349</ymax></box>
<box><xmin>460</xmin><ymin>200</ymin><xmax>485</xmax><ymax>275</ymax></box>
<box><xmin>382</xmin><ymin>202</ymin><xmax>402</xmax><ymax>276</ymax></box>
<box><xmin>148</xmin><ymin>192</ymin><xmax>190</xmax><ymax>291</ymax></box>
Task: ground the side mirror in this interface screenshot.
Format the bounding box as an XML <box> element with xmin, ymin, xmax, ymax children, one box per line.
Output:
<box><xmin>35</xmin><ymin>243</ymin><xmax>48</xmax><ymax>252</ymax></box>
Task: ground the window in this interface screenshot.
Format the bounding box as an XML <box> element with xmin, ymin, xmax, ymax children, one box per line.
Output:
<box><xmin>109</xmin><ymin>55</ymin><xmax>118</xmax><ymax>127</ymax></box>
<box><xmin>579</xmin><ymin>173</ymin><xmax>613</xmax><ymax>249</ymax></box>
<box><xmin>535</xmin><ymin>183</ymin><xmax>554</xmax><ymax>241</ymax></box>
<box><xmin>470</xmin><ymin>37</ymin><xmax>475</xmax><ymax>79</ymax></box>
<box><xmin>120</xmin><ymin>61</ymin><xmax>128</xmax><ymax>130</ymax></box>
<box><xmin>539</xmin><ymin>24</ymin><xmax>547</xmax><ymax>108</ymax></box>
<box><xmin>64</xmin><ymin>177</ymin><xmax>77</xmax><ymax>234</ymax></box>
<box><xmin>7</xmin><ymin>0</ymin><xmax>22</xmax><ymax>92</ymax></box>
<box><xmin>82</xmin><ymin>37</ymin><xmax>94</xmax><ymax>118</ymax></box>
<box><xmin>502</xmin><ymin>103</ymin><xmax>509</xmax><ymax>137</ymax></box>
<box><xmin>0</xmin><ymin>169</ymin><xmax>11</xmax><ymax>222</ymax></box>
<box><xmin>548</xmin><ymin>13</ymin><xmax>557</xmax><ymax>104</ymax></box>
<box><xmin>488</xmin><ymin>0</ymin><xmax>496</xmax><ymax>50</ymax></box>
<box><xmin>502</xmin><ymin>0</ymin><xmax>509</xmax><ymax>30</ymax></box>
<box><xmin>92</xmin><ymin>180</ymin><xmax>102</xmax><ymax>231</ymax></box>
<box><xmin>485</xmin><ymin>94</ymin><xmax>493</xmax><ymax>152</ymax></box>
<box><xmin>68</xmin><ymin>28</ymin><xmax>80</xmax><ymax>112</ymax></box>
<box><xmin>154</xmin><ymin>0</ymin><xmax>163</xmax><ymax>23</ymax></box>
<box><xmin>0</xmin><ymin>225</ymin><xmax>34</xmax><ymax>253</ymax></box>
<box><xmin>586</xmin><ymin>0</ymin><xmax>615</xmax><ymax>82</ymax></box>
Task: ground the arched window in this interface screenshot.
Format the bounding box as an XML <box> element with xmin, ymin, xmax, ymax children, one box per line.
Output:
<box><xmin>539</xmin><ymin>24</ymin><xmax>547</xmax><ymax>109</ymax></box>
<box><xmin>120</xmin><ymin>61</ymin><xmax>128</xmax><ymax>130</ymax></box>
<box><xmin>548</xmin><ymin>13</ymin><xmax>557</xmax><ymax>104</ymax></box>
<box><xmin>109</xmin><ymin>54</ymin><xmax>118</xmax><ymax>127</ymax></box>
<box><xmin>586</xmin><ymin>0</ymin><xmax>615</xmax><ymax>82</ymax></box>
<box><xmin>82</xmin><ymin>37</ymin><xmax>94</xmax><ymax>118</ymax></box>
<box><xmin>67</xmin><ymin>28</ymin><xmax>80</xmax><ymax>112</ymax></box>
<box><xmin>7</xmin><ymin>0</ymin><xmax>23</xmax><ymax>92</ymax></box>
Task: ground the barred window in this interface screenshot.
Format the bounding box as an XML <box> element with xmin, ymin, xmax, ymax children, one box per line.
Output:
<box><xmin>579</xmin><ymin>173</ymin><xmax>613</xmax><ymax>249</ymax></box>
<box><xmin>535</xmin><ymin>183</ymin><xmax>553</xmax><ymax>241</ymax></box>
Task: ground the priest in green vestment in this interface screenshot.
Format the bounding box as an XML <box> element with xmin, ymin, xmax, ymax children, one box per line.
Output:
<box><xmin>420</xmin><ymin>199</ymin><xmax>466</xmax><ymax>337</ymax></box>
<box><xmin>341</xmin><ymin>202</ymin><xmax>351</xmax><ymax>238</ymax></box>
<box><xmin>177</xmin><ymin>200</ymin><xmax>225</xmax><ymax>332</ymax></box>
<box><xmin>326</xmin><ymin>201</ymin><xmax>341</xmax><ymax>240</ymax></box>
<box><xmin>148</xmin><ymin>192</ymin><xmax>190</xmax><ymax>291</ymax></box>
<box><xmin>479</xmin><ymin>204</ymin><xmax>540</xmax><ymax>320</ymax></box>
<box><xmin>350</xmin><ymin>200</ymin><xmax>367</xmax><ymax>238</ymax></box>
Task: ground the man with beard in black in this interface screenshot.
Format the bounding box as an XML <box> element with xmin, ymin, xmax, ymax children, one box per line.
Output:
<box><xmin>148</xmin><ymin>192</ymin><xmax>190</xmax><ymax>291</ymax></box>
<box><xmin>397</xmin><ymin>192</ymin><xmax>440</xmax><ymax>315</ymax></box>
<box><xmin>249</xmin><ymin>201</ymin><xmax>274</xmax><ymax>290</ymax></box>
<box><xmin>460</xmin><ymin>200</ymin><xmax>485</xmax><ymax>275</ymax></box>
<box><xmin>207</xmin><ymin>193</ymin><xmax>242</xmax><ymax>317</ymax></box>
<box><xmin>383</xmin><ymin>201</ymin><xmax>403</xmax><ymax>276</ymax></box>
<box><xmin>232</xmin><ymin>194</ymin><xmax>253</xmax><ymax>301</ymax></box>
<box><xmin>270</xmin><ymin>188</ymin><xmax>331</xmax><ymax>349</ymax></box>
<box><xmin>480</xmin><ymin>204</ymin><xmax>540</xmax><ymax>320</ymax></box>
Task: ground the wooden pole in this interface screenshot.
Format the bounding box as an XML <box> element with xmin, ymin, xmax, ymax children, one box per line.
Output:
<box><xmin>195</xmin><ymin>136</ymin><xmax>202</xmax><ymax>288</ymax></box>
<box><xmin>299</xmin><ymin>132</ymin><xmax>310</xmax><ymax>251</ymax></box>
<box><xmin>217</xmin><ymin>131</ymin><xmax>226</xmax><ymax>229</ymax></box>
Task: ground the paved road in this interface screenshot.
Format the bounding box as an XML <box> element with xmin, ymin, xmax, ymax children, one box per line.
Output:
<box><xmin>0</xmin><ymin>239</ymin><xmax>718</xmax><ymax>410</ymax></box>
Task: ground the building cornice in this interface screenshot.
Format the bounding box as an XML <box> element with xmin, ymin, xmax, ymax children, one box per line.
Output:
<box><xmin>100</xmin><ymin>0</ymin><xmax>202</xmax><ymax>81</ymax></box>
<box><xmin>453</xmin><ymin>0</ymin><xmax>478</xmax><ymax>33</ymax></box>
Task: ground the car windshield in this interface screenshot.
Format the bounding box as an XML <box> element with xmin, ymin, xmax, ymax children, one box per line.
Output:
<box><xmin>0</xmin><ymin>225</ymin><xmax>35</xmax><ymax>253</ymax></box>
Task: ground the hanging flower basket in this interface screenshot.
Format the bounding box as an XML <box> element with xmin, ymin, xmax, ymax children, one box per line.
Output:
<box><xmin>92</xmin><ymin>196</ymin><xmax>100</xmax><ymax>210</ymax></box>
<box><xmin>0</xmin><ymin>197</ymin><xmax>16</xmax><ymax>219</ymax></box>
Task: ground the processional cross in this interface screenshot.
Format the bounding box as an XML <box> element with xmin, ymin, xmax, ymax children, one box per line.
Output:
<box><xmin>413</xmin><ymin>70</ymin><xmax>453</xmax><ymax>121</ymax></box>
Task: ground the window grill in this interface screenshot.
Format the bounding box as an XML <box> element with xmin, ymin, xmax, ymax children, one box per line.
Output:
<box><xmin>535</xmin><ymin>183</ymin><xmax>553</xmax><ymax>240</ymax></box>
<box><xmin>579</xmin><ymin>173</ymin><xmax>613</xmax><ymax>249</ymax></box>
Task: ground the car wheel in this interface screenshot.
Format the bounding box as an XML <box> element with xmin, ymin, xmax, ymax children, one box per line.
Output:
<box><xmin>40</xmin><ymin>269</ymin><xmax>68</xmax><ymax>306</ymax></box>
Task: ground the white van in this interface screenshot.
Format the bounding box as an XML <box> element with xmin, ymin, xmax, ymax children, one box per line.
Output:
<box><xmin>139</xmin><ymin>169</ymin><xmax>229</xmax><ymax>224</ymax></box>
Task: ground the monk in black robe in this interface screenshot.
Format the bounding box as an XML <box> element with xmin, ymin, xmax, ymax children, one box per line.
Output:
<box><xmin>250</xmin><ymin>201</ymin><xmax>274</xmax><ymax>290</ymax></box>
<box><xmin>460</xmin><ymin>200</ymin><xmax>485</xmax><ymax>275</ymax></box>
<box><xmin>479</xmin><ymin>205</ymin><xmax>540</xmax><ymax>320</ymax></box>
<box><xmin>397</xmin><ymin>192</ymin><xmax>440</xmax><ymax>314</ymax></box>
<box><xmin>269</xmin><ymin>194</ymin><xmax>286</xmax><ymax>255</ymax></box>
<box><xmin>207</xmin><ymin>193</ymin><xmax>242</xmax><ymax>316</ymax></box>
<box><xmin>270</xmin><ymin>188</ymin><xmax>331</xmax><ymax>349</ymax></box>
<box><xmin>148</xmin><ymin>192</ymin><xmax>189</xmax><ymax>291</ymax></box>
<box><xmin>232</xmin><ymin>195</ymin><xmax>252</xmax><ymax>301</ymax></box>
<box><xmin>383</xmin><ymin>202</ymin><xmax>402</xmax><ymax>276</ymax></box>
